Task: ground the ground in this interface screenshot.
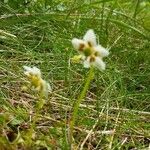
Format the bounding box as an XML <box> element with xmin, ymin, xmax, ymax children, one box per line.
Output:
<box><xmin>0</xmin><ymin>0</ymin><xmax>150</xmax><ymax>149</ymax></box>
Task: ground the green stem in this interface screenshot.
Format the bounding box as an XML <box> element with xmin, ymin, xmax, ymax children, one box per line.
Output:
<box><xmin>29</xmin><ymin>93</ymin><xmax>45</xmax><ymax>144</ymax></box>
<box><xmin>33</xmin><ymin>93</ymin><xmax>45</xmax><ymax>125</ymax></box>
<box><xmin>69</xmin><ymin>67</ymin><xmax>94</xmax><ymax>146</ymax></box>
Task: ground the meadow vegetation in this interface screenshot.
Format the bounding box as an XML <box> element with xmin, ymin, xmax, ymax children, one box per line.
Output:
<box><xmin>0</xmin><ymin>0</ymin><xmax>150</xmax><ymax>149</ymax></box>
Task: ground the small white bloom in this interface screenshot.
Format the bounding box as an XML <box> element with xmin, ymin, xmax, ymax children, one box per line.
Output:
<box><xmin>83</xmin><ymin>29</ymin><xmax>97</xmax><ymax>46</ymax></box>
<box><xmin>93</xmin><ymin>57</ymin><xmax>106</xmax><ymax>70</ymax></box>
<box><xmin>23</xmin><ymin>66</ymin><xmax>51</xmax><ymax>96</ymax></box>
<box><xmin>23</xmin><ymin>66</ymin><xmax>41</xmax><ymax>77</ymax></box>
<box><xmin>71</xmin><ymin>29</ymin><xmax>109</xmax><ymax>71</ymax></box>
<box><xmin>95</xmin><ymin>45</ymin><xmax>109</xmax><ymax>57</ymax></box>
<box><xmin>83</xmin><ymin>58</ymin><xmax>91</xmax><ymax>68</ymax></box>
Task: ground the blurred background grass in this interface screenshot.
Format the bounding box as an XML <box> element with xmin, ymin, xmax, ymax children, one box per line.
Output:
<box><xmin>0</xmin><ymin>0</ymin><xmax>150</xmax><ymax>149</ymax></box>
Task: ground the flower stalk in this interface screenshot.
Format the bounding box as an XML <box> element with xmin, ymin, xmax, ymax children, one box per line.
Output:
<box><xmin>69</xmin><ymin>66</ymin><xmax>94</xmax><ymax>147</ymax></box>
<box><xmin>70</xmin><ymin>29</ymin><xmax>110</xmax><ymax>148</ymax></box>
<box><xmin>23</xmin><ymin>66</ymin><xmax>51</xmax><ymax>141</ymax></box>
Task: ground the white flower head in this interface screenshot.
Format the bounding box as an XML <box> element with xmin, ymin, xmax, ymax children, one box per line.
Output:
<box><xmin>23</xmin><ymin>66</ymin><xmax>41</xmax><ymax>78</ymax></box>
<box><xmin>71</xmin><ymin>29</ymin><xmax>109</xmax><ymax>71</ymax></box>
<box><xmin>23</xmin><ymin>66</ymin><xmax>51</xmax><ymax>96</ymax></box>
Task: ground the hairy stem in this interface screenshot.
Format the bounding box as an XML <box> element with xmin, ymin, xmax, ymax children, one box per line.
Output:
<box><xmin>69</xmin><ymin>67</ymin><xmax>94</xmax><ymax>148</ymax></box>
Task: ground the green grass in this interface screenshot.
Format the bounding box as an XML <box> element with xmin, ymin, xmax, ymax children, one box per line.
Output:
<box><xmin>0</xmin><ymin>0</ymin><xmax>150</xmax><ymax>149</ymax></box>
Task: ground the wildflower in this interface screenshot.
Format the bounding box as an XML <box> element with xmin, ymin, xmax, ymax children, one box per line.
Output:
<box><xmin>72</xmin><ymin>29</ymin><xmax>109</xmax><ymax>71</ymax></box>
<box><xmin>23</xmin><ymin>66</ymin><xmax>51</xmax><ymax>96</ymax></box>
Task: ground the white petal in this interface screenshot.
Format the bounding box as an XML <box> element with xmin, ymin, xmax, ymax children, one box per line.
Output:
<box><xmin>83</xmin><ymin>58</ymin><xmax>91</xmax><ymax>68</ymax></box>
<box><xmin>71</xmin><ymin>38</ymin><xmax>85</xmax><ymax>50</ymax></box>
<box><xmin>95</xmin><ymin>45</ymin><xmax>109</xmax><ymax>57</ymax></box>
<box><xmin>32</xmin><ymin>66</ymin><xmax>41</xmax><ymax>77</ymax></box>
<box><xmin>23</xmin><ymin>66</ymin><xmax>41</xmax><ymax>77</ymax></box>
<box><xmin>83</xmin><ymin>29</ymin><xmax>96</xmax><ymax>46</ymax></box>
<box><xmin>23</xmin><ymin>66</ymin><xmax>32</xmax><ymax>72</ymax></box>
<box><xmin>93</xmin><ymin>57</ymin><xmax>106</xmax><ymax>71</ymax></box>
<box><xmin>23</xmin><ymin>66</ymin><xmax>33</xmax><ymax>76</ymax></box>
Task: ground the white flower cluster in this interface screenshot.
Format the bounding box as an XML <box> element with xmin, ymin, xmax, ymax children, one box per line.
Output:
<box><xmin>23</xmin><ymin>66</ymin><xmax>51</xmax><ymax>96</ymax></box>
<box><xmin>72</xmin><ymin>29</ymin><xmax>109</xmax><ymax>71</ymax></box>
